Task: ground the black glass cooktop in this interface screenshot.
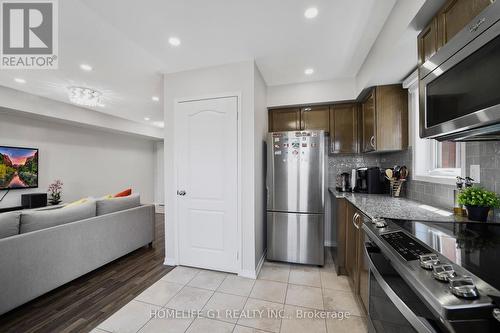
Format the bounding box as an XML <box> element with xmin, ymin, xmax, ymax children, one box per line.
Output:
<box><xmin>381</xmin><ymin>231</ymin><xmax>432</xmax><ymax>261</ymax></box>
<box><xmin>392</xmin><ymin>220</ymin><xmax>500</xmax><ymax>291</ymax></box>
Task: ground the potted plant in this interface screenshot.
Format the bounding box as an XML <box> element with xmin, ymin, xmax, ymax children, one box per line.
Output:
<box><xmin>458</xmin><ymin>187</ymin><xmax>500</xmax><ymax>222</ymax></box>
<box><xmin>48</xmin><ymin>180</ymin><xmax>64</xmax><ymax>205</ymax></box>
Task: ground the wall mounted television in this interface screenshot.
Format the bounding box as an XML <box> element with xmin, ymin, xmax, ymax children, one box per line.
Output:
<box><xmin>0</xmin><ymin>146</ymin><xmax>39</xmax><ymax>190</ymax></box>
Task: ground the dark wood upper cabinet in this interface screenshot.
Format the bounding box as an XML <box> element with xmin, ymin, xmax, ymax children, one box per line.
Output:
<box><xmin>301</xmin><ymin>105</ymin><xmax>330</xmax><ymax>132</ymax></box>
<box><xmin>361</xmin><ymin>85</ymin><xmax>408</xmax><ymax>153</ymax></box>
<box><xmin>437</xmin><ymin>0</ymin><xmax>492</xmax><ymax>47</ymax></box>
<box><xmin>330</xmin><ymin>103</ymin><xmax>358</xmax><ymax>154</ymax></box>
<box><xmin>418</xmin><ymin>0</ymin><xmax>493</xmax><ymax>67</ymax></box>
<box><xmin>418</xmin><ymin>18</ymin><xmax>438</xmax><ymax>66</ymax></box>
<box><xmin>268</xmin><ymin>108</ymin><xmax>300</xmax><ymax>132</ymax></box>
<box><xmin>376</xmin><ymin>85</ymin><xmax>409</xmax><ymax>151</ymax></box>
<box><xmin>361</xmin><ymin>91</ymin><xmax>376</xmax><ymax>153</ymax></box>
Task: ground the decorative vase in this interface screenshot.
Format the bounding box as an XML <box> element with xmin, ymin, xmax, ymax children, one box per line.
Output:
<box><xmin>466</xmin><ymin>205</ymin><xmax>490</xmax><ymax>222</ymax></box>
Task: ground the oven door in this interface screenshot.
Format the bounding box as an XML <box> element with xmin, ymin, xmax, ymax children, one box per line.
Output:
<box><xmin>420</xmin><ymin>2</ymin><xmax>500</xmax><ymax>140</ymax></box>
<box><xmin>365</xmin><ymin>244</ymin><xmax>442</xmax><ymax>333</ymax></box>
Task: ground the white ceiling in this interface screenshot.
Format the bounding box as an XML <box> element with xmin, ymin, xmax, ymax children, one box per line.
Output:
<box><xmin>0</xmin><ymin>0</ymin><xmax>398</xmax><ymax>125</ymax></box>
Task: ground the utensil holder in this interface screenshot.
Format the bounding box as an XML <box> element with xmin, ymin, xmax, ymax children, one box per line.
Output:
<box><xmin>390</xmin><ymin>179</ymin><xmax>406</xmax><ymax>197</ymax></box>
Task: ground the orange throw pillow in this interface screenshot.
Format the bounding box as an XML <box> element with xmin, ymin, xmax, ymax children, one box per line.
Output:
<box><xmin>114</xmin><ymin>188</ymin><xmax>132</xmax><ymax>198</ymax></box>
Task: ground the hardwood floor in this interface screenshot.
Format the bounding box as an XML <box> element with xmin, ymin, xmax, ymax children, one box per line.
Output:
<box><xmin>0</xmin><ymin>213</ymin><xmax>173</xmax><ymax>333</ymax></box>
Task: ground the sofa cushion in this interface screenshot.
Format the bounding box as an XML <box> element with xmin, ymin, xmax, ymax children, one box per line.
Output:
<box><xmin>20</xmin><ymin>200</ymin><xmax>97</xmax><ymax>234</ymax></box>
<box><xmin>96</xmin><ymin>193</ymin><xmax>140</xmax><ymax>216</ymax></box>
<box><xmin>0</xmin><ymin>212</ymin><xmax>21</xmax><ymax>239</ymax></box>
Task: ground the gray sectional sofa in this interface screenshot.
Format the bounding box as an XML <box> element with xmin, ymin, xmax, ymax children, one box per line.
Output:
<box><xmin>0</xmin><ymin>194</ymin><xmax>155</xmax><ymax>315</ymax></box>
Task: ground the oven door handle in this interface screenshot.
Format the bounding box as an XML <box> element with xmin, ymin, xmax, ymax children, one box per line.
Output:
<box><xmin>364</xmin><ymin>245</ymin><xmax>437</xmax><ymax>333</ymax></box>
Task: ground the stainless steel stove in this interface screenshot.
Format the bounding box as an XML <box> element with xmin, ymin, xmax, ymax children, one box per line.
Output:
<box><xmin>362</xmin><ymin>218</ymin><xmax>500</xmax><ymax>333</ymax></box>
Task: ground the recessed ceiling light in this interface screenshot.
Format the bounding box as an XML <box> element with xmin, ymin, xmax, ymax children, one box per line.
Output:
<box><xmin>168</xmin><ymin>37</ymin><xmax>181</xmax><ymax>47</ymax></box>
<box><xmin>80</xmin><ymin>64</ymin><xmax>93</xmax><ymax>71</ymax></box>
<box><xmin>304</xmin><ymin>68</ymin><xmax>314</xmax><ymax>75</ymax></box>
<box><xmin>14</xmin><ymin>78</ymin><xmax>26</xmax><ymax>84</ymax></box>
<box><xmin>144</xmin><ymin>117</ymin><xmax>151</xmax><ymax>121</ymax></box>
<box><xmin>152</xmin><ymin>96</ymin><xmax>160</xmax><ymax>102</ymax></box>
<box><xmin>304</xmin><ymin>7</ymin><xmax>318</xmax><ymax>19</ymax></box>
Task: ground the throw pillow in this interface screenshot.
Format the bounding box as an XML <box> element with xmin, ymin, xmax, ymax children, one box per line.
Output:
<box><xmin>114</xmin><ymin>188</ymin><xmax>132</xmax><ymax>198</ymax></box>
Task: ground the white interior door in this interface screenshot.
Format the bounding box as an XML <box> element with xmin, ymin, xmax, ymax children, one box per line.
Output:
<box><xmin>175</xmin><ymin>96</ymin><xmax>238</xmax><ymax>272</ymax></box>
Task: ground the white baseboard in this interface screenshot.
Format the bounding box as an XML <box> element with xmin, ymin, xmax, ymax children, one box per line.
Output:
<box><xmin>164</xmin><ymin>257</ymin><xmax>177</xmax><ymax>266</ymax></box>
<box><xmin>238</xmin><ymin>250</ymin><xmax>266</xmax><ymax>279</ymax></box>
<box><xmin>324</xmin><ymin>240</ymin><xmax>337</xmax><ymax>247</ymax></box>
<box><xmin>255</xmin><ymin>249</ymin><xmax>266</xmax><ymax>277</ymax></box>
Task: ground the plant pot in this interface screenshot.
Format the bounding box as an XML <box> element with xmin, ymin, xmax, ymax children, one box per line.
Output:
<box><xmin>465</xmin><ymin>205</ymin><xmax>491</xmax><ymax>222</ymax></box>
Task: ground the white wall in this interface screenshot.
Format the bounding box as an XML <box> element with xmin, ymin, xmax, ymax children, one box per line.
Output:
<box><xmin>267</xmin><ymin>78</ymin><xmax>357</xmax><ymax>107</ymax></box>
<box><xmin>0</xmin><ymin>113</ymin><xmax>156</xmax><ymax>209</ymax></box>
<box><xmin>355</xmin><ymin>0</ymin><xmax>425</xmax><ymax>93</ymax></box>
<box><xmin>253</xmin><ymin>64</ymin><xmax>268</xmax><ymax>269</ymax></box>
<box><xmin>164</xmin><ymin>60</ymin><xmax>261</xmax><ymax>276</ymax></box>
<box><xmin>154</xmin><ymin>141</ymin><xmax>165</xmax><ymax>205</ymax></box>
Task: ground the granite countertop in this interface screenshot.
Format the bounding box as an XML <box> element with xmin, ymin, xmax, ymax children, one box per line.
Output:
<box><xmin>328</xmin><ymin>187</ymin><xmax>476</xmax><ymax>223</ymax></box>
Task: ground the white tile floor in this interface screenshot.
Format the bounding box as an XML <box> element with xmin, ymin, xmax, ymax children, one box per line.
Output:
<box><xmin>93</xmin><ymin>251</ymin><xmax>368</xmax><ymax>333</ymax></box>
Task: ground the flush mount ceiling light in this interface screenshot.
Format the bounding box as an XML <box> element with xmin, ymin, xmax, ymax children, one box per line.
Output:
<box><xmin>152</xmin><ymin>96</ymin><xmax>160</xmax><ymax>102</ymax></box>
<box><xmin>304</xmin><ymin>7</ymin><xmax>318</xmax><ymax>19</ymax></box>
<box><xmin>168</xmin><ymin>36</ymin><xmax>181</xmax><ymax>47</ymax></box>
<box><xmin>80</xmin><ymin>64</ymin><xmax>93</xmax><ymax>71</ymax></box>
<box><xmin>304</xmin><ymin>68</ymin><xmax>314</xmax><ymax>75</ymax></box>
<box><xmin>14</xmin><ymin>78</ymin><xmax>26</xmax><ymax>84</ymax></box>
<box><xmin>67</xmin><ymin>86</ymin><xmax>103</xmax><ymax>107</ymax></box>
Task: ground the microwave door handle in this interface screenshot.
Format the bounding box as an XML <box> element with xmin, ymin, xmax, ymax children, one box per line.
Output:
<box><xmin>364</xmin><ymin>245</ymin><xmax>437</xmax><ymax>333</ymax></box>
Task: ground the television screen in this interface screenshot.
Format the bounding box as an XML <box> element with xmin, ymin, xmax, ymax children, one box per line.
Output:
<box><xmin>0</xmin><ymin>146</ymin><xmax>39</xmax><ymax>190</ymax></box>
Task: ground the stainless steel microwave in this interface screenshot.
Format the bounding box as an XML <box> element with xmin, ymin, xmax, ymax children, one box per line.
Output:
<box><xmin>420</xmin><ymin>1</ymin><xmax>500</xmax><ymax>141</ymax></box>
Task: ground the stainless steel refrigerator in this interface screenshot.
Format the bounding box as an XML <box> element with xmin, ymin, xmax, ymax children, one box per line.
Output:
<box><xmin>266</xmin><ymin>130</ymin><xmax>326</xmax><ymax>265</ymax></box>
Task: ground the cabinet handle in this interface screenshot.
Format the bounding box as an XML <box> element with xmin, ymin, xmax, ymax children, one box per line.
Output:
<box><xmin>354</xmin><ymin>213</ymin><xmax>361</xmax><ymax>230</ymax></box>
<box><xmin>352</xmin><ymin>213</ymin><xmax>359</xmax><ymax>229</ymax></box>
<box><xmin>370</xmin><ymin>136</ymin><xmax>376</xmax><ymax>149</ymax></box>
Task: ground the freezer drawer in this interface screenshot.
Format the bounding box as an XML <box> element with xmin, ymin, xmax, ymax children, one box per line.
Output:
<box><xmin>267</xmin><ymin>212</ymin><xmax>324</xmax><ymax>265</ymax></box>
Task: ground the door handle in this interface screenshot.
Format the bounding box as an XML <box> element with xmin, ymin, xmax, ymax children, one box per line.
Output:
<box><xmin>177</xmin><ymin>190</ymin><xmax>186</xmax><ymax>196</ymax></box>
<box><xmin>370</xmin><ymin>135</ymin><xmax>376</xmax><ymax>149</ymax></box>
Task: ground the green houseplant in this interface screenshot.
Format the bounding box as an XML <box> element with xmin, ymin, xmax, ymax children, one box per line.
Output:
<box><xmin>458</xmin><ymin>187</ymin><xmax>500</xmax><ymax>222</ymax></box>
<box><xmin>48</xmin><ymin>179</ymin><xmax>64</xmax><ymax>205</ymax></box>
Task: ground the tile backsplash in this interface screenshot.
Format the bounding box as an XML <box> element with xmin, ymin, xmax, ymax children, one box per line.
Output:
<box><xmin>329</xmin><ymin>141</ymin><xmax>500</xmax><ymax>212</ymax></box>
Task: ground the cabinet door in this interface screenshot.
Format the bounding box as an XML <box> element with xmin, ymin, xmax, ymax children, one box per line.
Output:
<box><xmin>334</xmin><ymin>198</ymin><xmax>348</xmax><ymax>275</ymax></box>
<box><xmin>361</xmin><ymin>90</ymin><xmax>376</xmax><ymax>153</ymax></box>
<box><xmin>345</xmin><ymin>204</ymin><xmax>360</xmax><ymax>293</ymax></box>
<box><xmin>437</xmin><ymin>0</ymin><xmax>493</xmax><ymax>47</ymax></box>
<box><xmin>418</xmin><ymin>18</ymin><xmax>438</xmax><ymax>66</ymax></box>
<box><xmin>269</xmin><ymin>108</ymin><xmax>300</xmax><ymax>132</ymax></box>
<box><xmin>330</xmin><ymin>104</ymin><xmax>358</xmax><ymax>154</ymax></box>
<box><xmin>358</xmin><ymin>228</ymin><xmax>369</xmax><ymax>313</ymax></box>
<box><xmin>375</xmin><ymin>85</ymin><xmax>409</xmax><ymax>151</ymax></box>
<box><xmin>301</xmin><ymin>105</ymin><xmax>330</xmax><ymax>132</ymax></box>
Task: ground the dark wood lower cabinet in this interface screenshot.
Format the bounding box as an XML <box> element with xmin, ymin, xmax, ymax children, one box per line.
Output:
<box><xmin>358</xmin><ymin>228</ymin><xmax>369</xmax><ymax>313</ymax></box>
<box><xmin>342</xmin><ymin>201</ymin><xmax>369</xmax><ymax>315</ymax></box>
